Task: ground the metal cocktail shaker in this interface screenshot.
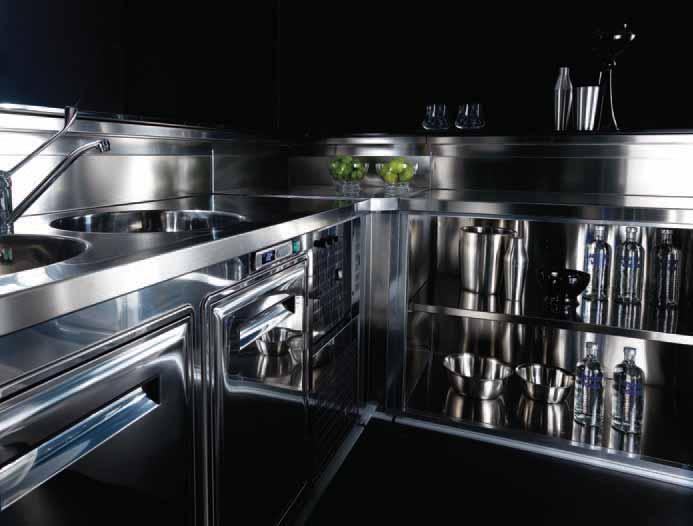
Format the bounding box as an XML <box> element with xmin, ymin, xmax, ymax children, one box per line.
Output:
<box><xmin>460</xmin><ymin>226</ymin><xmax>488</xmax><ymax>293</ymax></box>
<box><xmin>576</xmin><ymin>86</ymin><xmax>600</xmax><ymax>131</ymax></box>
<box><xmin>554</xmin><ymin>67</ymin><xmax>573</xmax><ymax>131</ymax></box>
<box><xmin>460</xmin><ymin>226</ymin><xmax>514</xmax><ymax>294</ymax></box>
<box><xmin>503</xmin><ymin>235</ymin><xmax>527</xmax><ymax>301</ymax></box>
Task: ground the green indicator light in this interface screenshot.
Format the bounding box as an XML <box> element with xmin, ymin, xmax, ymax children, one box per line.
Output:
<box><xmin>292</xmin><ymin>240</ymin><xmax>301</xmax><ymax>253</ymax></box>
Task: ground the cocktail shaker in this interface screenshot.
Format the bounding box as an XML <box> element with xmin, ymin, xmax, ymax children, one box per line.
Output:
<box><xmin>554</xmin><ymin>67</ymin><xmax>573</xmax><ymax>131</ymax></box>
<box><xmin>576</xmin><ymin>86</ymin><xmax>600</xmax><ymax>131</ymax></box>
<box><xmin>460</xmin><ymin>226</ymin><xmax>514</xmax><ymax>294</ymax></box>
<box><xmin>503</xmin><ymin>235</ymin><xmax>527</xmax><ymax>301</ymax></box>
<box><xmin>460</xmin><ymin>226</ymin><xmax>488</xmax><ymax>293</ymax></box>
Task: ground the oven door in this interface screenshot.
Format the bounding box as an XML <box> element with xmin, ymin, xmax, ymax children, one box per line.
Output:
<box><xmin>0</xmin><ymin>311</ymin><xmax>194</xmax><ymax>526</ymax></box>
<box><xmin>207</xmin><ymin>259</ymin><xmax>310</xmax><ymax>526</ymax></box>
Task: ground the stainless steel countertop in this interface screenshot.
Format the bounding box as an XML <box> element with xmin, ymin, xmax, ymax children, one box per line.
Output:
<box><xmin>4</xmin><ymin>187</ymin><xmax>693</xmax><ymax>337</ymax></box>
<box><xmin>0</xmin><ymin>194</ymin><xmax>364</xmax><ymax>336</ymax></box>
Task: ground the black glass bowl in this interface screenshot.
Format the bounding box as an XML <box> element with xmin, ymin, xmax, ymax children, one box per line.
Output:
<box><xmin>537</xmin><ymin>269</ymin><xmax>590</xmax><ymax>306</ymax></box>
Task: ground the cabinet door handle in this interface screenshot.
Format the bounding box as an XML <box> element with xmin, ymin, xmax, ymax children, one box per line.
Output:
<box><xmin>0</xmin><ymin>387</ymin><xmax>158</xmax><ymax>511</ymax></box>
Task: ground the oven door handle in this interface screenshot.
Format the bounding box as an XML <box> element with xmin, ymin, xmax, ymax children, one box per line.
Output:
<box><xmin>238</xmin><ymin>300</ymin><xmax>295</xmax><ymax>351</ymax></box>
<box><xmin>0</xmin><ymin>387</ymin><xmax>157</xmax><ymax>511</ymax></box>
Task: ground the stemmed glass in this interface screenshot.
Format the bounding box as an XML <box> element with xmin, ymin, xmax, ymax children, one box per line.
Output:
<box><xmin>455</xmin><ymin>103</ymin><xmax>485</xmax><ymax>130</ymax></box>
<box><xmin>422</xmin><ymin>104</ymin><xmax>449</xmax><ymax>131</ymax></box>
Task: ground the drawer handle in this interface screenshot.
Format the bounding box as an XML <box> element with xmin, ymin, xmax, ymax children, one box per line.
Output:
<box><xmin>0</xmin><ymin>386</ymin><xmax>158</xmax><ymax>511</ymax></box>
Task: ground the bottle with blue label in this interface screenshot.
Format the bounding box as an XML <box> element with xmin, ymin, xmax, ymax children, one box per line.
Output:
<box><xmin>584</xmin><ymin>225</ymin><xmax>611</xmax><ymax>300</ymax></box>
<box><xmin>617</xmin><ymin>226</ymin><xmax>644</xmax><ymax>303</ymax></box>
<box><xmin>574</xmin><ymin>342</ymin><xmax>604</xmax><ymax>426</ymax></box>
<box><xmin>654</xmin><ymin>229</ymin><xmax>681</xmax><ymax>307</ymax></box>
<box><xmin>611</xmin><ymin>347</ymin><xmax>644</xmax><ymax>433</ymax></box>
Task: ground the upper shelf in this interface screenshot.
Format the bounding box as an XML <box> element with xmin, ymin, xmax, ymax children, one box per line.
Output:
<box><xmin>410</xmin><ymin>274</ymin><xmax>693</xmax><ymax>346</ymax></box>
<box><xmin>399</xmin><ymin>190</ymin><xmax>693</xmax><ymax>227</ymax></box>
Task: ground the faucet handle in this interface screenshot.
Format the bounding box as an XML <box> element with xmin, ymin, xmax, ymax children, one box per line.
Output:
<box><xmin>64</xmin><ymin>106</ymin><xmax>78</xmax><ymax>128</ymax></box>
<box><xmin>97</xmin><ymin>139</ymin><xmax>111</xmax><ymax>153</ymax></box>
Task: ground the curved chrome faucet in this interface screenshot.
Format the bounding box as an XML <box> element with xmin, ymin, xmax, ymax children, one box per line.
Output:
<box><xmin>0</xmin><ymin>107</ymin><xmax>110</xmax><ymax>236</ymax></box>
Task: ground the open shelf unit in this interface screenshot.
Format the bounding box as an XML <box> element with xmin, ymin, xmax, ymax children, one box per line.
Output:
<box><xmin>396</xmin><ymin>212</ymin><xmax>693</xmax><ymax>484</ymax></box>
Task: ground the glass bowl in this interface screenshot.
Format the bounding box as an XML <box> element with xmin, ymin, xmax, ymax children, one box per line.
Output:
<box><xmin>376</xmin><ymin>158</ymin><xmax>418</xmax><ymax>194</ymax></box>
<box><xmin>328</xmin><ymin>156</ymin><xmax>369</xmax><ymax>193</ymax></box>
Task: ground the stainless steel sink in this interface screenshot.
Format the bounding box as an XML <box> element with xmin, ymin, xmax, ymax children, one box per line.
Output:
<box><xmin>0</xmin><ymin>235</ymin><xmax>87</xmax><ymax>276</ymax></box>
<box><xmin>50</xmin><ymin>209</ymin><xmax>248</xmax><ymax>234</ymax></box>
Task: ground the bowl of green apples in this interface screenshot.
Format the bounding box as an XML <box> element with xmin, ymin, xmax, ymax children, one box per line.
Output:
<box><xmin>376</xmin><ymin>158</ymin><xmax>418</xmax><ymax>194</ymax></box>
<box><xmin>329</xmin><ymin>156</ymin><xmax>369</xmax><ymax>193</ymax></box>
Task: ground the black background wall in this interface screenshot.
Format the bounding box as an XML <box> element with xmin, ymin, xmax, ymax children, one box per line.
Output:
<box><xmin>0</xmin><ymin>2</ymin><xmax>690</xmax><ymax>136</ymax></box>
<box><xmin>0</xmin><ymin>1</ymin><xmax>279</xmax><ymax>131</ymax></box>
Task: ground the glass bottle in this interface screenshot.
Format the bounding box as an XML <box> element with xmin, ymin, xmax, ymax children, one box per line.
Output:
<box><xmin>584</xmin><ymin>225</ymin><xmax>611</xmax><ymax>300</ymax></box>
<box><xmin>574</xmin><ymin>342</ymin><xmax>604</xmax><ymax>426</ymax></box>
<box><xmin>611</xmin><ymin>347</ymin><xmax>644</xmax><ymax>433</ymax></box>
<box><xmin>654</xmin><ymin>229</ymin><xmax>682</xmax><ymax>307</ymax></box>
<box><xmin>616</xmin><ymin>226</ymin><xmax>644</xmax><ymax>303</ymax></box>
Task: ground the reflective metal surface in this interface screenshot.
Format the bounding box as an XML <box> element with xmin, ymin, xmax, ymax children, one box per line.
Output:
<box><xmin>443</xmin><ymin>389</ymin><xmax>508</xmax><ymax>427</ymax></box>
<box><xmin>51</xmin><ymin>209</ymin><xmax>248</xmax><ymax>234</ymax></box>
<box><xmin>5</xmin><ymin>139</ymin><xmax>110</xmax><ymax>232</ymax></box>
<box><xmin>205</xmin><ymin>258</ymin><xmax>311</xmax><ymax>525</ymax></box>
<box><xmin>442</xmin><ymin>353</ymin><xmax>512</xmax><ymax>400</ymax></box>
<box><xmin>0</xmin><ymin>235</ymin><xmax>86</xmax><ymax>276</ymax></box>
<box><xmin>0</xmin><ymin>195</ymin><xmax>360</xmax><ymax>336</ymax></box>
<box><xmin>0</xmin><ymin>387</ymin><xmax>157</xmax><ymax>511</ymax></box>
<box><xmin>0</xmin><ymin>311</ymin><xmax>194</xmax><ymax>523</ymax></box>
<box><xmin>515</xmin><ymin>364</ymin><xmax>575</xmax><ymax>404</ymax></box>
<box><xmin>256</xmin><ymin>327</ymin><xmax>301</xmax><ymax>356</ymax></box>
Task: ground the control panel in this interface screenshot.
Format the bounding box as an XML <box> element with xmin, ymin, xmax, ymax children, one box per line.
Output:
<box><xmin>253</xmin><ymin>239</ymin><xmax>302</xmax><ymax>272</ymax></box>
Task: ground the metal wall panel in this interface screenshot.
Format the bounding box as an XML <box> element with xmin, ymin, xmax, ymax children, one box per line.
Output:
<box><xmin>2</xmin><ymin>154</ymin><xmax>211</xmax><ymax>215</ymax></box>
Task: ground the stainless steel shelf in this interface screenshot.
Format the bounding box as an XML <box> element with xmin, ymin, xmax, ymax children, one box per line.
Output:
<box><xmin>400</xmin><ymin>190</ymin><xmax>693</xmax><ymax>228</ymax></box>
<box><xmin>405</xmin><ymin>350</ymin><xmax>693</xmax><ymax>478</ymax></box>
<box><xmin>410</xmin><ymin>274</ymin><xmax>693</xmax><ymax>346</ymax></box>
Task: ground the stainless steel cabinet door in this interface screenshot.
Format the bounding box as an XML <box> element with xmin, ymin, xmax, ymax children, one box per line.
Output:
<box><xmin>206</xmin><ymin>261</ymin><xmax>310</xmax><ymax>526</ymax></box>
<box><xmin>0</xmin><ymin>311</ymin><xmax>194</xmax><ymax>526</ymax></box>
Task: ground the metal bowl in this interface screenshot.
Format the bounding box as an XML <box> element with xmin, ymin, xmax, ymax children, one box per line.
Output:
<box><xmin>255</xmin><ymin>328</ymin><xmax>300</xmax><ymax>356</ymax></box>
<box><xmin>515</xmin><ymin>363</ymin><xmax>574</xmax><ymax>404</ymax></box>
<box><xmin>442</xmin><ymin>353</ymin><xmax>513</xmax><ymax>400</ymax></box>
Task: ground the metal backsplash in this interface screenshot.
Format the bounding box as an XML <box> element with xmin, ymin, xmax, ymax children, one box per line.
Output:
<box><xmin>0</xmin><ymin>108</ymin><xmax>285</xmax><ymax>215</ymax></box>
<box><xmin>287</xmin><ymin>134</ymin><xmax>693</xmax><ymax>196</ymax></box>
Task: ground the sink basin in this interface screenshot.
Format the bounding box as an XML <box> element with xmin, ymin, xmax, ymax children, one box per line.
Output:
<box><xmin>0</xmin><ymin>235</ymin><xmax>87</xmax><ymax>276</ymax></box>
<box><xmin>50</xmin><ymin>209</ymin><xmax>248</xmax><ymax>234</ymax></box>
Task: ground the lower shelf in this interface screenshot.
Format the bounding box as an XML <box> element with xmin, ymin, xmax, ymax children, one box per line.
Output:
<box><xmin>404</xmin><ymin>349</ymin><xmax>693</xmax><ymax>480</ymax></box>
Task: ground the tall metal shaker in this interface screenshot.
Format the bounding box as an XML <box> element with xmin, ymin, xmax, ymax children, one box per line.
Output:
<box><xmin>504</xmin><ymin>235</ymin><xmax>527</xmax><ymax>301</ymax></box>
<box><xmin>460</xmin><ymin>226</ymin><xmax>489</xmax><ymax>294</ymax></box>
<box><xmin>460</xmin><ymin>226</ymin><xmax>514</xmax><ymax>294</ymax></box>
<box><xmin>554</xmin><ymin>67</ymin><xmax>573</xmax><ymax>131</ymax></box>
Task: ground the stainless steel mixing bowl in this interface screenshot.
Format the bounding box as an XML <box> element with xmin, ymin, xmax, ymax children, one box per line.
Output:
<box><xmin>442</xmin><ymin>353</ymin><xmax>513</xmax><ymax>400</ymax></box>
<box><xmin>515</xmin><ymin>363</ymin><xmax>575</xmax><ymax>404</ymax></box>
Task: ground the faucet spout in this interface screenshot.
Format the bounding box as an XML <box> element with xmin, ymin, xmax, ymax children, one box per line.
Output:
<box><xmin>8</xmin><ymin>139</ymin><xmax>110</xmax><ymax>225</ymax></box>
<box><xmin>0</xmin><ymin>106</ymin><xmax>85</xmax><ymax>236</ymax></box>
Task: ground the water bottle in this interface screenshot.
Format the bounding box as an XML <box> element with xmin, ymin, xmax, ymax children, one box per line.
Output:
<box><xmin>617</xmin><ymin>226</ymin><xmax>644</xmax><ymax>303</ymax></box>
<box><xmin>583</xmin><ymin>225</ymin><xmax>611</xmax><ymax>300</ymax></box>
<box><xmin>611</xmin><ymin>347</ymin><xmax>644</xmax><ymax>433</ymax></box>
<box><xmin>654</xmin><ymin>229</ymin><xmax>681</xmax><ymax>307</ymax></box>
<box><xmin>574</xmin><ymin>342</ymin><xmax>604</xmax><ymax>426</ymax></box>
